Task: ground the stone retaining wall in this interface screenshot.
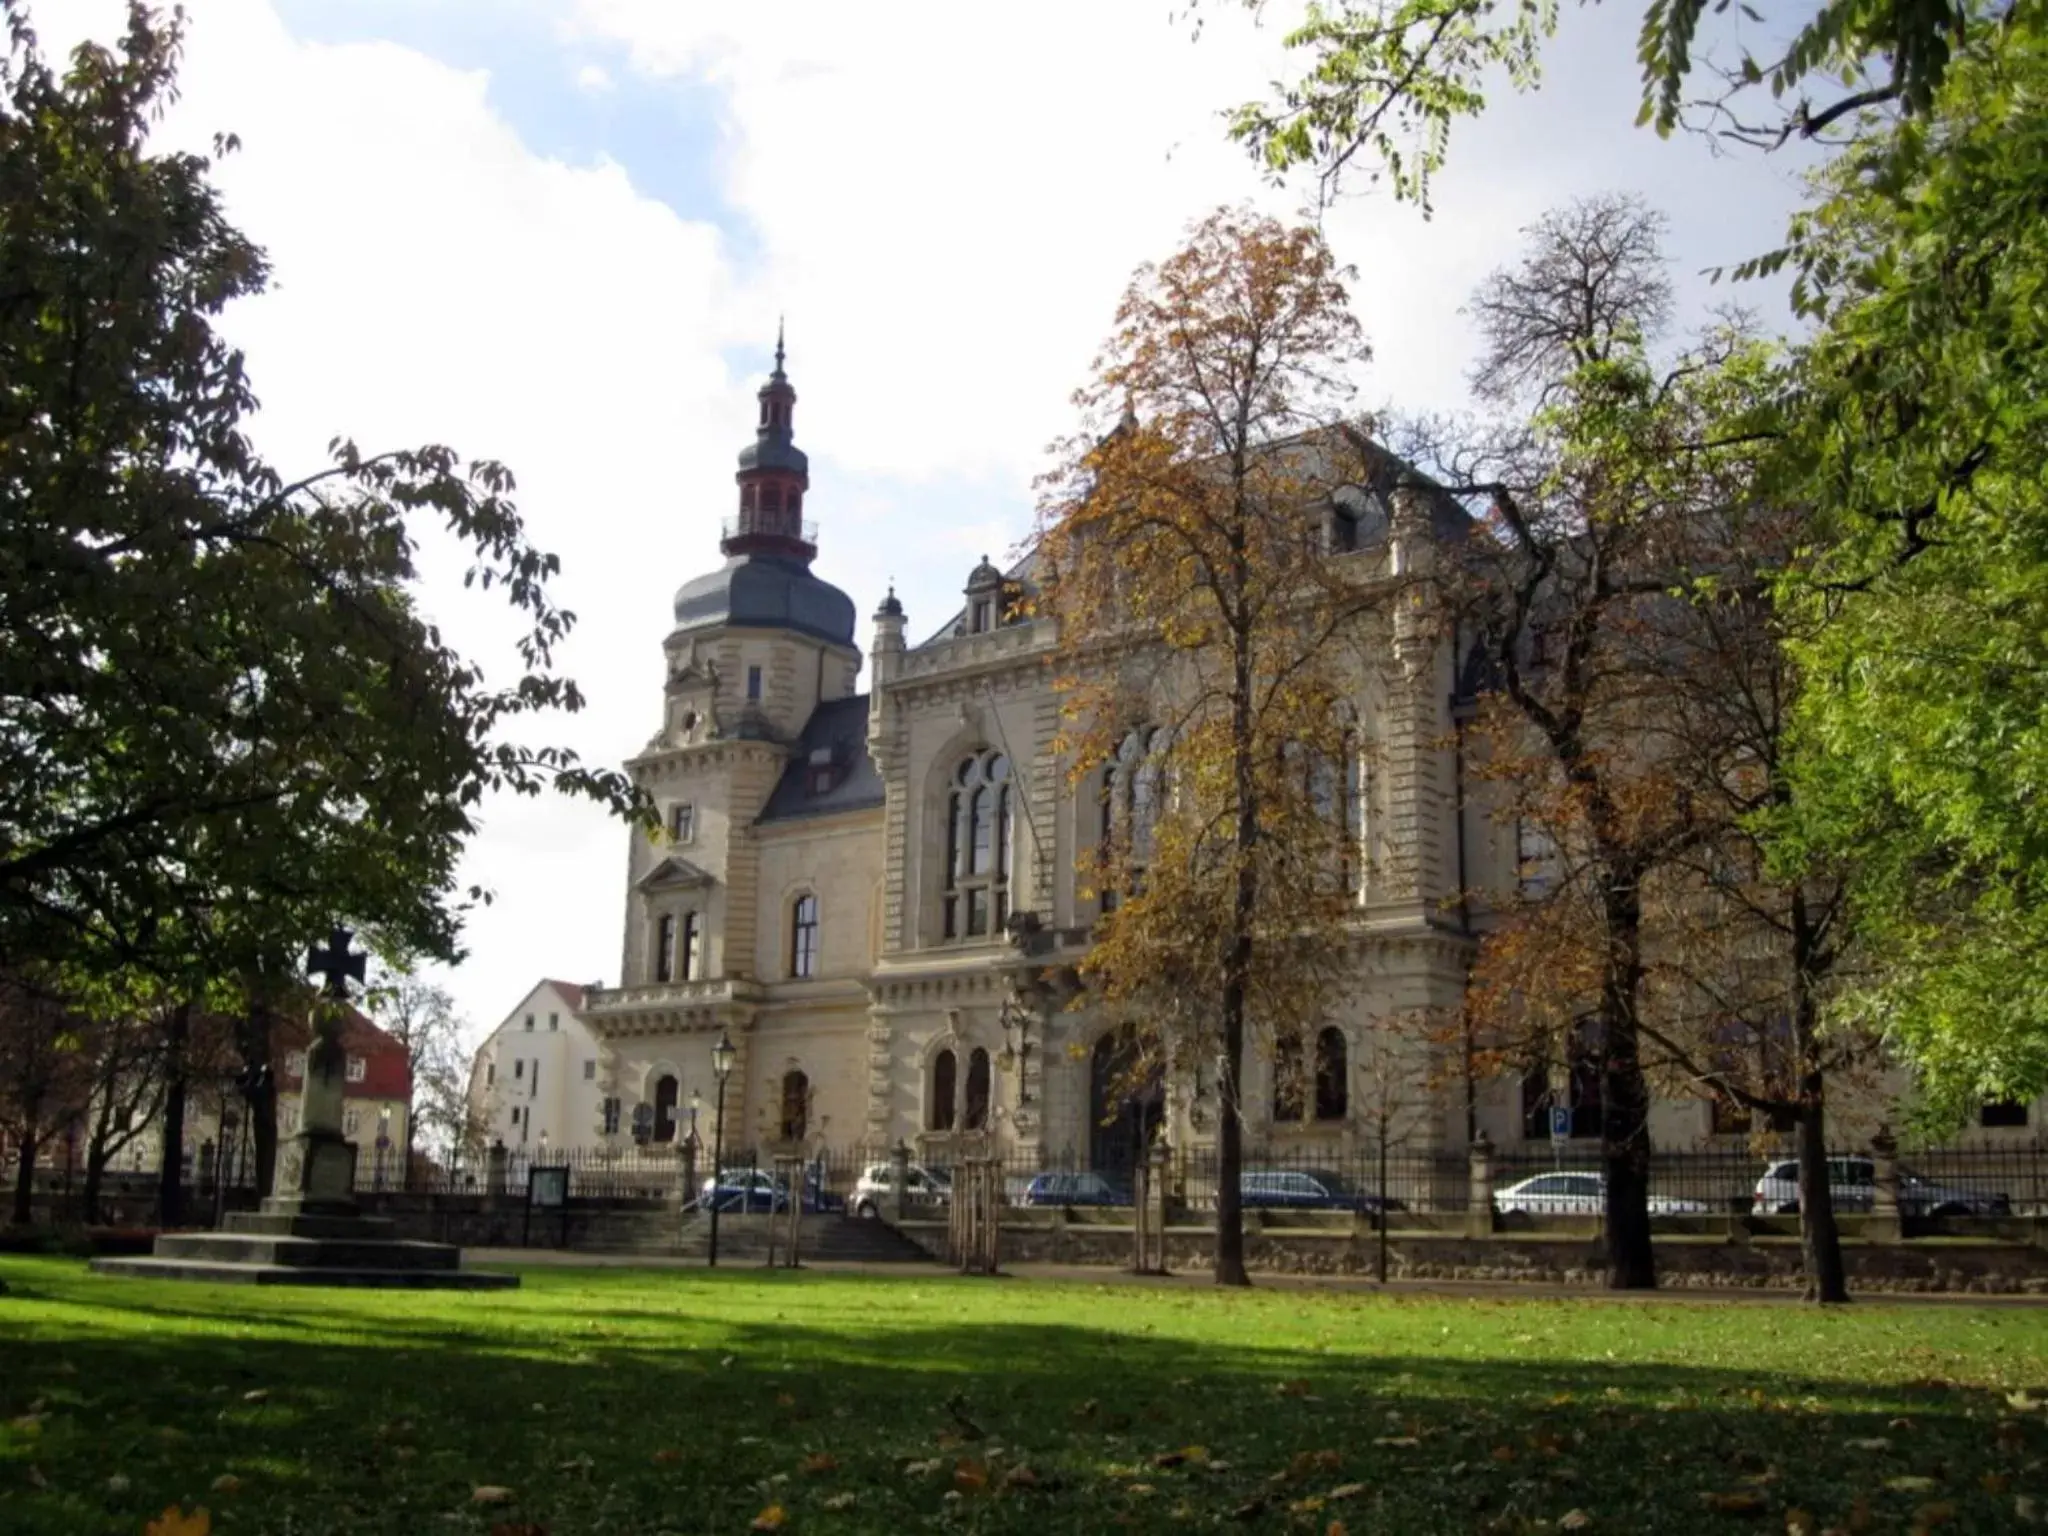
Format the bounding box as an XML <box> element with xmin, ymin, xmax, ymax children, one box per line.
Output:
<box><xmin>898</xmin><ymin>1217</ymin><xmax>2048</xmax><ymax>1293</ymax></box>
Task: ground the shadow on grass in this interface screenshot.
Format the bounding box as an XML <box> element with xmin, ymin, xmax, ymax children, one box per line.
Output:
<box><xmin>1</xmin><ymin>1262</ymin><xmax>2042</xmax><ymax>1536</ymax></box>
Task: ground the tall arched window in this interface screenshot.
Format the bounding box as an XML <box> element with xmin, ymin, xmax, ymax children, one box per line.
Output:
<box><xmin>790</xmin><ymin>894</ymin><xmax>819</xmax><ymax>977</ymax></box>
<box><xmin>1100</xmin><ymin>728</ymin><xmax>1163</xmax><ymax>911</ymax></box>
<box><xmin>680</xmin><ymin>912</ymin><xmax>702</xmax><ymax>981</ymax></box>
<box><xmin>654</xmin><ymin>914</ymin><xmax>676</xmax><ymax>983</ymax></box>
<box><xmin>780</xmin><ymin>1069</ymin><xmax>809</xmax><ymax>1142</ymax></box>
<box><xmin>943</xmin><ymin>750</ymin><xmax>1011</xmax><ymax>939</ymax></box>
<box><xmin>1272</xmin><ymin>1034</ymin><xmax>1306</xmax><ymax>1121</ymax></box>
<box><xmin>930</xmin><ymin>1049</ymin><xmax>958</xmax><ymax>1131</ymax></box>
<box><xmin>652</xmin><ymin>1074</ymin><xmax>679</xmax><ymax>1143</ymax></box>
<box><xmin>1314</xmin><ymin>1028</ymin><xmax>1349</xmax><ymax>1121</ymax></box>
<box><xmin>964</xmin><ymin>1048</ymin><xmax>991</xmax><ymax>1130</ymax></box>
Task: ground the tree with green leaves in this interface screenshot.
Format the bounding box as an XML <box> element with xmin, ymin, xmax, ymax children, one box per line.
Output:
<box><xmin>1210</xmin><ymin>0</ymin><xmax>1999</xmax><ymax>208</ymax></box>
<box><xmin>0</xmin><ymin>0</ymin><xmax>644</xmax><ymax>1203</ymax></box>
<box><xmin>1773</xmin><ymin>11</ymin><xmax>2048</xmax><ymax>1125</ymax></box>
<box><xmin>364</xmin><ymin>968</ymin><xmax>471</xmax><ymax>1182</ymax></box>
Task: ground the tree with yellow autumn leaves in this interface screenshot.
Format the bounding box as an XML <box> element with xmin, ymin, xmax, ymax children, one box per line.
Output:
<box><xmin>1034</xmin><ymin>208</ymin><xmax>1398</xmax><ymax>1286</ymax></box>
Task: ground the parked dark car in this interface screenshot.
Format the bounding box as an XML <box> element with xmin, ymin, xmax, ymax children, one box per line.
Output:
<box><xmin>1021</xmin><ymin>1171</ymin><xmax>1133</xmax><ymax>1207</ymax></box>
<box><xmin>1239</xmin><ymin>1169</ymin><xmax>1407</xmax><ymax>1215</ymax></box>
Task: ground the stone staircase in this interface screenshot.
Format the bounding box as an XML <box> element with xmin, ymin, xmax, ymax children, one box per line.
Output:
<box><xmin>92</xmin><ymin>1202</ymin><xmax>517</xmax><ymax>1289</ymax></box>
<box><xmin>581</xmin><ymin>1209</ymin><xmax>935</xmax><ymax>1266</ymax></box>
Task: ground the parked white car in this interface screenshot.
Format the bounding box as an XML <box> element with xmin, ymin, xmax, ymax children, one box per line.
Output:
<box><xmin>1494</xmin><ymin>1171</ymin><xmax>1713</xmax><ymax>1216</ymax></box>
<box><xmin>1752</xmin><ymin>1157</ymin><xmax>2011</xmax><ymax>1217</ymax></box>
<box><xmin>850</xmin><ymin>1162</ymin><xmax>951</xmax><ymax>1218</ymax></box>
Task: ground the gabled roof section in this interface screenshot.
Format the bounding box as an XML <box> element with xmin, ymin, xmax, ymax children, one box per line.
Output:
<box><xmin>757</xmin><ymin>694</ymin><xmax>885</xmax><ymax>825</ymax></box>
<box><xmin>636</xmin><ymin>856</ymin><xmax>717</xmax><ymax>893</ymax></box>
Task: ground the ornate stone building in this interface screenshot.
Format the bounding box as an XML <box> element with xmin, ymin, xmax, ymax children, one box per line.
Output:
<box><xmin>570</xmin><ymin>352</ymin><xmax>2046</xmax><ymax>1166</ymax></box>
<box><xmin>572</xmin><ymin>346</ymin><xmax>1516</xmax><ymax>1168</ymax></box>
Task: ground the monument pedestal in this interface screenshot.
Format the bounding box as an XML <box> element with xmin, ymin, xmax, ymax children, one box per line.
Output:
<box><xmin>91</xmin><ymin>1192</ymin><xmax>518</xmax><ymax>1289</ymax></box>
<box><xmin>95</xmin><ymin>1135</ymin><xmax>516</xmax><ymax>1290</ymax></box>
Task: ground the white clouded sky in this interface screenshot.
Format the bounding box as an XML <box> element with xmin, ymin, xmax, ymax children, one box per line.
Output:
<box><xmin>31</xmin><ymin>0</ymin><xmax>1810</xmax><ymax>1043</ymax></box>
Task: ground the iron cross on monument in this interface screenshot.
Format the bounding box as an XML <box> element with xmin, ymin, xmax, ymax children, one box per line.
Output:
<box><xmin>290</xmin><ymin>923</ymin><xmax>368</xmax><ymax>1207</ymax></box>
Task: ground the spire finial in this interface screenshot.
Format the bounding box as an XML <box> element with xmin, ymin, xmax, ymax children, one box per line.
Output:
<box><xmin>774</xmin><ymin>316</ymin><xmax>786</xmax><ymax>375</ymax></box>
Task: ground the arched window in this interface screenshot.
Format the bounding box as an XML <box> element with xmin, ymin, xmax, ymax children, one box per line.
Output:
<box><xmin>930</xmin><ymin>1049</ymin><xmax>958</xmax><ymax>1131</ymax></box>
<box><xmin>680</xmin><ymin>912</ymin><xmax>702</xmax><ymax>982</ymax></box>
<box><xmin>652</xmin><ymin>1074</ymin><xmax>679</xmax><ymax>1144</ymax></box>
<box><xmin>791</xmin><ymin>894</ymin><xmax>819</xmax><ymax>977</ymax></box>
<box><xmin>1100</xmin><ymin>728</ymin><xmax>1163</xmax><ymax>910</ymax></box>
<box><xmin>1273</xmin><ymin>1034</ymin><xmax>1306</xmax><ymax>1121</ymax></box>
<box><xmin>780</xmin><ymin>1069</ymin><xmax>809</xmax><ymax>1142</ymax></box>
<box><xmin>943</xmin><ymin>750</ymin><xmax>1011</xmax><ymax>939</ymax></box>
<box><xmin>654</xmin><ymin>914</ymin><xmax>676</xmax><ymax>983</ymax></box>
<box><xmin>964</xmin><ymin>1048</ymin><xmax>991</xmax><ymax>1130</ymax></box>
<box><xmin>1314</xmin><ymin>1028</ymin><xmax>1349</xmax><ymax>1121</ymax></box>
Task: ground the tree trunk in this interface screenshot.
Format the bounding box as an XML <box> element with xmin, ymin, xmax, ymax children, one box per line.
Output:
<box><xmin>1786</xmin><ymin>889</ymin><xmax>1848</xmax><ymax>1303</ymax></box>
<box><xmin>10</xmin><ymin>1119</ymin><xmax>36</xmax><ymax>1225</ymax></box>
<box><xmin>157</xmin><ymin>1001</ymin><xmax>190</xmax><ymax>1225</ymax></box>
<box><xmin>1599</xmin><ymin>880</ymin><xmax>1657</xmax><ymax>1289</ymax></box>
<box><xmin>1214</xmin><ymin>997</ymin><xmax>1251</xmax><ymax>1287</ymax></box>
<box><xmin>235</xmin><ymin>997</ymin><xmax>279</xmax><ymax>1198</ymax></box>
<box><xmin>1794</xmin><ymin>1096</ymin><xmax>1848</xmax><ymax>1302</ymax></box>
<box><xmin>82</xmin><ymin>1137</ymin><xmax>108</xmax><ymax>1226</ymax></box>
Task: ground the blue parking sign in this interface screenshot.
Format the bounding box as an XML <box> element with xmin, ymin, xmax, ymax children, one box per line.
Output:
<box><xmin>1549</xmin><ymin>1105</ymin><xmax>1571</xmax><ymax>1142</ymax></box>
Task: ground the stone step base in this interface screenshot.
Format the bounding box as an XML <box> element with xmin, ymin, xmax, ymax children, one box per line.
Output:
<box><xmin>224</xmin><ymin>1210</ymin><xmax>399</xmax><ymax>1241</ymax></box>
<box><xmin>153</xmin><ymin>1232</ymin><xmax>461</xmax><ymax>1271</ymax></box>
<box><xmin>89</xmin><ymin>1256</ymin><xmax>518</xmax><ymax>1289</ymax></box>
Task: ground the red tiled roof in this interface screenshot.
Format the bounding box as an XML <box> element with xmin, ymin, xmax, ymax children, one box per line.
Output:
<box><xmin>543</xmin><ymin>979</ymin><xmax>587</xmax><ymax>1012</ymax></box>
<box><xmin>275</xmin><ymin>1006</ymin><xmax>413</xmax><ymax>1102</ymax></box>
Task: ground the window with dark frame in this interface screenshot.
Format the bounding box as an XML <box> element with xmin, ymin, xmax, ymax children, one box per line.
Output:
<box><xmin>654</xmin><ymin>913</ymin><xmax>676</xmax><ymax>983</ymax></box>
<box><xmin>746</xmin><ymin>665</ymin><xmax>763</xmax><ymax>702</ymax></box>
<box><xmin>930</xmin><ymin>1049</ymin><xmax>957</xmax><ymax>1131</ymax></box>
<box><xmin>670</xmin><ymin>802</ymin><xmax>695</xmax><ymax>842</ymax></box>
<box><xmin>680</xmin><ymin>911</ymin><xmax>702</xmax><ymax>981</ymax></box>
<box><xmin>791</xmin><ymin>894</ymin><xmax>819</xmax><ymax>978</ymax></box>
<box><xmin>1313</xmin><ymin>1028</ymin><xmax>1348</xmax><ymax>1121</ymax></box>
<box><xmin>964</xmin><ymin>1048</ymin><xmax>991</xmax><ymax>1130</ymax></box>
<box><xmin>944</xmin><ymin>750</ymin><xmax>1011</xmax><ymax>939</ymax></box>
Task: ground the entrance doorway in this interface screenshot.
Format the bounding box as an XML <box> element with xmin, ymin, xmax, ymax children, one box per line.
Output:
<box><xmin>1089</xmin><ymin>1029</ymin><xmax>1163</xmax><ymax>1173</ymax></box>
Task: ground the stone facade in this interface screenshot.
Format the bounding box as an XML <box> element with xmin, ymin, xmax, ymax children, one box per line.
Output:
<box><xmin>548</xmin><ymin>357</ymin><xmax>2046</xmax><ymax>1168</ymax></box>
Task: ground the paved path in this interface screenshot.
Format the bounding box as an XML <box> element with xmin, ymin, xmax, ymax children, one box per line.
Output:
<box><xmin>462</xmin><ymin>1248</ymin><xmax>2048</xmax><ymax>1305</ymax></box>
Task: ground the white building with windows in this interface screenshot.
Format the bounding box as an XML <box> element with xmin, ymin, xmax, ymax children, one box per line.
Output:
<box><xmin>467</xmin><ymin>980</ymin><xmax>608</xmax><ymax>1151</ymax></box>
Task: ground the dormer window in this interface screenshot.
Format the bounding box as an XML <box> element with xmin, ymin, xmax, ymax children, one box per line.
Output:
<box><xmin>807</xmin><ymin>745</ymin><xmax>838</xmax><ymax>796</ymax></box>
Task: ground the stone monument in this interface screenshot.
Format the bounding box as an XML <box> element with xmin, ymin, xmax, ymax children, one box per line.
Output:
<box><xmin>94</xmin><ymin>924</ymin><xmax>516</xmax><ymax>1290</ymax></box>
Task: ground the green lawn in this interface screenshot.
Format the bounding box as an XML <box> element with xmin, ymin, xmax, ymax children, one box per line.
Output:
<box><xmin>3</xmin><ymin>1258</ymin><xmax>2047</xmax><ymax>1534</ymax></box>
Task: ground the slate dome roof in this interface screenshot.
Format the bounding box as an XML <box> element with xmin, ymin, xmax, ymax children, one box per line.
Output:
<box><xmin>671</xmin><ymin>553</ymin><xmax>856</xmax><ymax>647</ymax></box>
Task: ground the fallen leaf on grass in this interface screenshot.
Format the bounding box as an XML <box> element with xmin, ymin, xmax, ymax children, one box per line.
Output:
<box><xmin>9</xmin><ymin>1414</ymin><xmax>43</xmax><ymax>1436</ymax></box>
<box><xmin>1784</xmin><ymin>1510</ymin><xmax>1816</xmax><ymax>1535</ymax></box>
<box><xmin>953</xmin><ymin>1460</ymin><xmax>988</xmax><ymax>1493</ymax></box>
<box><xmin>144</xmin><ymin>1507</ymin><xmax>211</xmax><ymax>1536</ymax></box>
<box><xmin>775</xmin><ymin>1393</ymin><xmax>796</xmax><ymax>1408</ymax></box>
<box><xmin>208</xmin><ymin>1475</ymin><xmax>241</xmax><ymax>1495</ymax></box>
<box><xmin>1003</xmin><ymin>1465</ymin><xmax>1040</xmax><ymax>1490</ymax></box>
<box><xmin>1277</xmin><ymin>1380</ymin><xmax>1313</xmax><ymax>1398</ymax></box>
<box><xmin>1700</xmin><ymin>1490</ymin><xmax>1770</xmax><ymax>1516</ymax></box>
<box><xmin>749</xmin><ymin>1506</ymin><xmax>786</xmax><ymax>1532</ymax></box>
<box><xmin>1845</xmin><ymin>1438</ymin><xmax>1890</xmax><ymax>1451</ymax></box>
<box><xmin>651</xmin><ymin>1449</ymin><xmax>682</xmax><ymax>1466</ymax></box>
<box><xmin>471</xmin><ymin>1486</ymin><xmax>515</xmax><ymax>1505</ymax></box>
<box><xmin>241</xmin><ymin>1390</ymin><xmax>269</xmax><ymax>1404</ymax></box>
<box><xmin>2017</xmin><ymin>1494</ymin><xmax>2040</xmax><ymax>1523</ymax></box>
<box><xmin>1912</xmin><ymin>1504</ymin><xmax>1955</xmax><ymax>1529</ymax></box>
<box><xmin>1884</xmin><ymin>1476</ymin><xmax>1937</xmax><ymax>1493</ymax></box>
<box><xmin>1372</xmin><ymin>1436</ymin><xmax>1420</xmax><ymax>1449</ymax></box>
<box><xmin>1231</xmin><ymin>1496</ymin><xmax>1269</xmax><ymax>1521</ymax></box>
<box><xmin>107</xmin><ymin>1475</ymin><xmax>132</xmax><ymax>1495</ymax></box>
<box><xmin>1152</xmin><ymin>1446</ymin><xmax>1209</xmax><ymax>1470</ymax></box>
<box><xmin>1559</xmin><ymin>1512</ymin><xmax>1592</xmax><ymax>1532</ymax></box>
<box><xmin>799</xmin><ymin>1453</ymin><xmax>838</xmax><ymax>1476</ymax></box>
<box><xmin>822</xmin><ymin>1493</ymin><xmax>856</xmax><ymax>1511</ymax></box>
<box><xmin>26</xmin><ymin>1465</ymin><xmax>47</xmax><ymax>1490</ymax></box>
<box><xmin>1326</xmin><ymin>1523</ymin><xmax>1347</xmax><ymax>1536</ymax></box>
<box><xmin>1328</xmin><ymin>1483</ymin><xmax>1366</xmax><ymax>1501</ymax></box>
<box><xmin>902</xmin><ymin>1459</ymin><xmax>941</xmax><ymax>1478</ymax></box>
<box><xmin>1984</xmin><ymin>1473</ymin><xmax>2012</xmax><ymax>1495</ymax></box>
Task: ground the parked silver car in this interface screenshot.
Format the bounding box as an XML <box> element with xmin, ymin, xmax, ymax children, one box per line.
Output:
<box><xmin>1494</xmin><ymin>1171</ymin><xmax>1713</xmax><ymax>1217</ymax></box>
<box><xmin>1751</xmin><ymin>1157</ymin><xmax>2010</xmax><ymax>1216</ymax></box>
<box><xmin>850</xmin><ymin>1162</ymin><xmax>951</xmax><ymax>1218</ymax></box>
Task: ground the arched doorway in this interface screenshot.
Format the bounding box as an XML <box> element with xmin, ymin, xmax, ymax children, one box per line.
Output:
<box><xmin>1089</xmin><ymin>1029</ymin><xmax>1163</xmax><ymax>1174</ymax></box>
<box><xmin>652</xmin><ymin>1074</ymin><xmax>679</xmax><ymax>1143</ymax></box>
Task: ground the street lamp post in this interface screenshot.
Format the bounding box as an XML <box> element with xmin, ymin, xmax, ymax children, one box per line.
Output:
<box><xmin>708</xmin><ymin>1029</ymin><xmax>736</xmax><ymax>1268</ymax></box>
<box><xmin>375</xmin><ymin>1104</ymin><xmax>392</xmax><ymax>1192</ymax></box>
